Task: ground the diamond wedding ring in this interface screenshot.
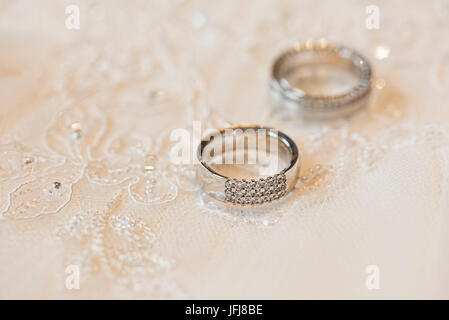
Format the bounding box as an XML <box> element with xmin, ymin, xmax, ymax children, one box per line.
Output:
<box><xmin>270</xmin><ymin>41</ymin><xmax>372</xmax><ymax>120</ymax></box>
<box><xmin>196</xmin><ymin>125</ymin><xmax>300</xmax><ymax>206</ymax></box>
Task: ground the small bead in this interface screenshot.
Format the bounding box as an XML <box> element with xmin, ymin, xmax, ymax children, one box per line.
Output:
<box><xmin>23</xmin><ymin>157</ymin><xmax>34</xmax><ymax>165</ymax></box>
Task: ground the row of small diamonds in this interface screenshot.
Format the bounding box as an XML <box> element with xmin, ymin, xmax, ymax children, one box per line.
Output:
<box><xmin>224</xmin><ymin>173</ymin><xmax>287</xmax><ymax>205</ymax></box>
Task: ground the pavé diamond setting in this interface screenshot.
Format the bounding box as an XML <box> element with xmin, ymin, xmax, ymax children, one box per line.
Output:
<box><xmin>224</xmin><ymin>172</ymin><xmax>287</xmax><ymax>205</ymax></box>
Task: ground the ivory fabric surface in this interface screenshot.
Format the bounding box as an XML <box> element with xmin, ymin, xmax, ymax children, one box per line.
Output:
<box><xmin>0</xmin><ymin>0</ymin><xmax>449</xmax><ymax>299</ymax></box>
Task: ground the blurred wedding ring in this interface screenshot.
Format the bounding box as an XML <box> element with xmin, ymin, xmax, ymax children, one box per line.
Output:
<box><xmin>270</xmin><ymin>41</ymin><xmax>372</xmax><ymax>120</ymax></box>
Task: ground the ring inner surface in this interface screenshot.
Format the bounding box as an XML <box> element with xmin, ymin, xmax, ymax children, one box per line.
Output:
<box><xmin>280</xmin><ymin>51</ymin><xmax>361</xmax><ymax>96</ymax></box>
<box><xmin>202</xmin><ymin>129</ymin><xmax>292</xmax><ymax>181</ymax></box>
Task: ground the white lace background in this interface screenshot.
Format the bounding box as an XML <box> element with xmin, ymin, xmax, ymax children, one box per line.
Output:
<box><xmin>1</xmin><ymin>0</ymin><xmax>449</xmax><ymax>299</ymax></box>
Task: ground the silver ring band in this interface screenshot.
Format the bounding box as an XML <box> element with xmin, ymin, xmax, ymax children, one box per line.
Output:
<box><xmin>270</xmin><ymin>41</ymin><xmax>372</xmax><ymax>120</ymax></box>
<box><xmin>196</xmin><ymin>125</ymin><xmax>300</xmax><ymax>206</ymax></box>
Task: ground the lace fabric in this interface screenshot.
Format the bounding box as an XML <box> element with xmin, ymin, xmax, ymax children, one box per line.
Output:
<box><xmin>0</xmin><ymin>0</ymin><xmax>449</xmax><ymax>298</ymax></box>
